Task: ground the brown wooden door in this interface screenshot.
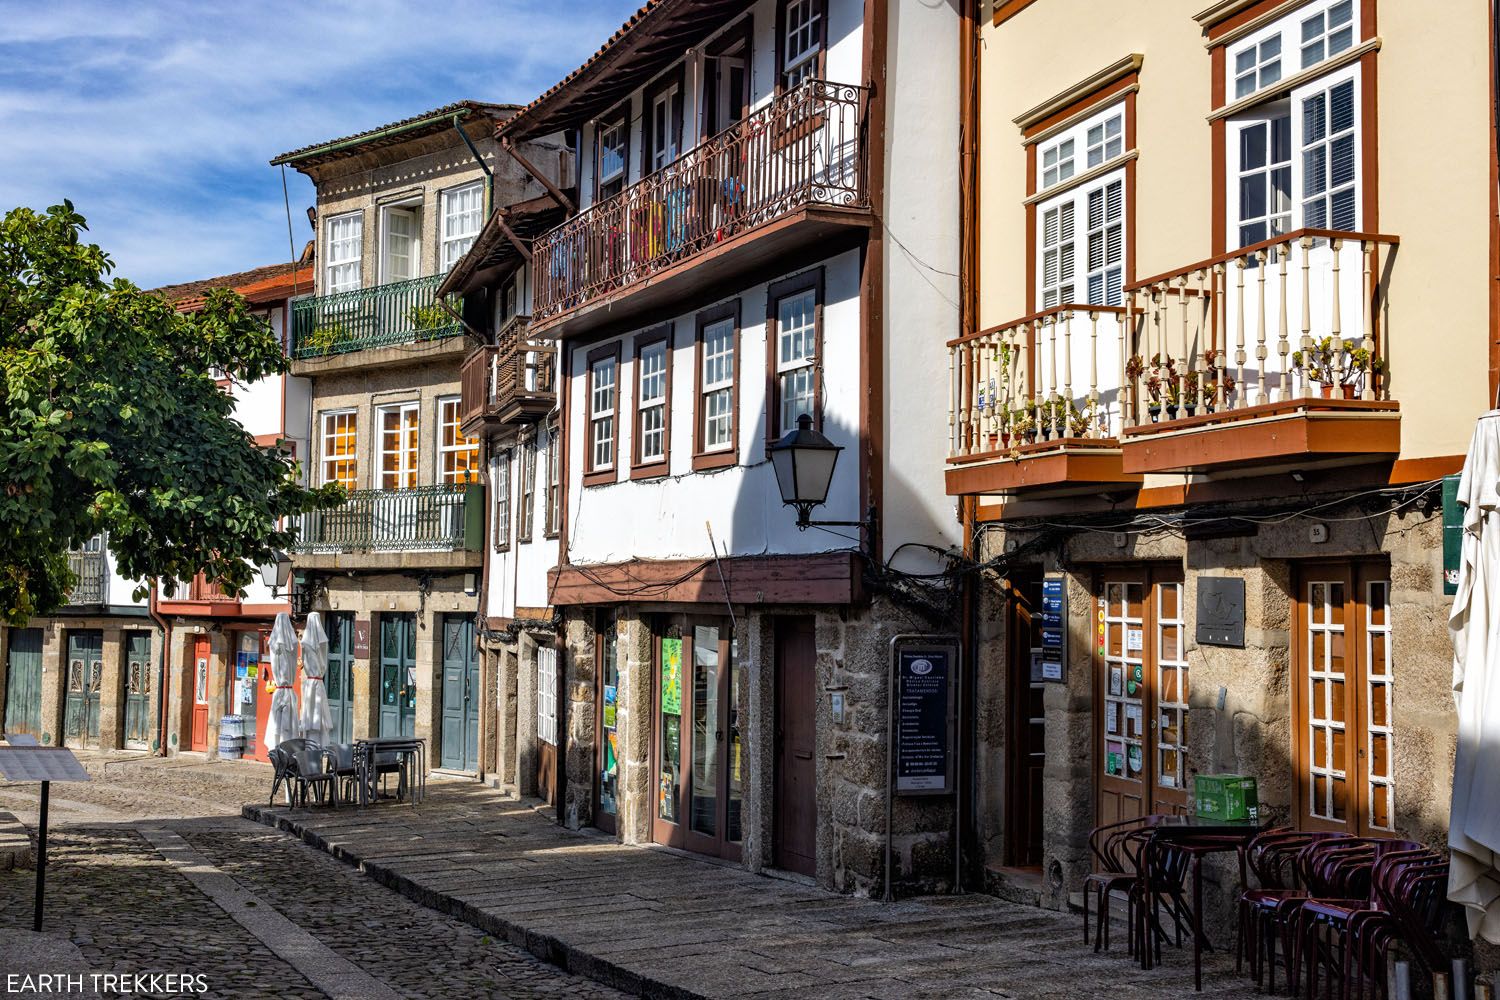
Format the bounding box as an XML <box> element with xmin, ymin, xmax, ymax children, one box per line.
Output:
<box><xmin>774</xmin><ymin>617</ymin><xmax>817</xmax><ymax>876</ymax></box>
<box><xmin>1096</xmin><ymin>567</ymin><xmax>1189</xmax><ymax>825</ymax></box>
<box><xmin>190</xmin><ymin>636</ymin><xmax>210</xmax><ymax>752</ymax></box>
<box><xmin>651</xmin><ymin>617</ymin><xmax>743</xmax><ymax>860</ymax></box>
<box><xmin>1006</xmin><ymin>577</ymin><xmax>1046</xmax><ymax>868</ymax></box>
<box><xmin>536</xmin><ymin>645</ymin><xmax>559</xmax><ymax>807</ymax></box>
<box><xmin>1293</xmin><ymin>562</ymin><xmax>1393</xmax><ymax>835</ymax></box>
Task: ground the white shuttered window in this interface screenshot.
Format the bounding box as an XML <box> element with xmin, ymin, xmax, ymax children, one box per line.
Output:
<box><xmin>1037</xmin><ymin>172</ymin><xmax>1125</xmax><ymax>309</ymax></box>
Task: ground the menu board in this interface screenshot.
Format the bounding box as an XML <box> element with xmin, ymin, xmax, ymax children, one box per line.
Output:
<box><xmin>1038</xmin><ymin>576</ymin><xmax>1067</xmax><ymax>682</ymax></box>
<box><xmin>895</xmin><ymin>644</ymin><xmax>957</xmax><ymax>795</ymax></box>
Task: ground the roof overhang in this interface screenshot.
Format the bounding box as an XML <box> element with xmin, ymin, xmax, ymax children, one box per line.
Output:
<box><xmin>498</xmin><ymin>0</ymin><xmax>755</xmax><ymax>142</ymax></box>
<box><xmin>438</xmin><ymin>194</ymin><xmax>572</xmax><ymax>299</ymax></box>
<box><xmin>271</xmin><ymin>101</ymin><xmax>516</xmax><ymax>168</ymax></box>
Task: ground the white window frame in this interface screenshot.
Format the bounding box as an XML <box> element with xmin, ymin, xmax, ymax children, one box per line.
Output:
<box><xmin>701</xmin><ymin>318</ymin><xmax>735</xmax><ymax>453</ymax></box>
<box><xmin>1229</xmin><ymin>104</ymin><xmax>1293</xmax><ymax>249</ymax></box>
<box><xmin>436</xmin><ymin>396</ymin><xmax>477</xmax><ymax>484</ymax></box>
<box><xmin>1035</xmin><ymin>167</ymin><xmax>1126</xmax><ymax>309</ymax></box>
<box><xmin>324</xmin><ymin>211</ymin><xmax>363</xmax><ymax>294</ymax></box>
<box><xmin>1226</xmin><ymin>62</ymin><xmax>1361</xmax><ymax>247</ymax></box>
<box><xmin>519</xmin><ymin>434</ymin><xmax>537</xmax><ymax>541</ymax></box>
<box><xmin>537</xmin><ymin>646</ymin><xmax>558</xmax><ymax>747</ymax></box>
<box><xmin>380</xmin><ymin>202</ymin><xmax>421</xmax><ymax>284</ymax></box>
<box><xmin>440</xmin><ymin>182</ymin><xmax>484</xmax><ymax>273</ymax></box>
<box><xmin>1225</xmin><ymin>0</ymin><xmax>1360</xmax><ymax>101</ymax></box>
<box><xmin>637</xmin><ymin>340</ymin><xmax>668</xmax><ymax>463</ymax></box>
<box><xmin>781</xmin><ymin>0</ymin><xmax>823</xmax><ymax>90</ymax></box>
<box><xmin>493</xmin><ymin>449</ymin><xmax>512</xmax><ymax>552</ymax></box>
<box><xmin>775</xmin><ymin>288</ymin><xmax>818</xmax><ymax>436</ymax></box>
<box><xmin>649</xmin><ymin>83</ymin><xmax>682</xmax><ymax>173</ymax></box>
<box><xmin>1039</xmin><ymin>137</ymin><xmax>1075</xmax><ymax>191</ymax></box>
<box><xmin>589</xmin><ymin>355</ymin><xmax>617</xmax><ymax>471</ymax></box>
<box><xmin>1297</xmin><ymin>0</ymin><xmax>1355</xmax><ymax>71</ymax></box>
<box><xmin>545</xmin><ymin>423</ymin><xmax>561</xmax><ymax>536</ymax></box>
<box><xmin>320</xmin><ymin>409</ymin><xmax>358</xmax><ymax>490</ymax></box>
<box><xmin>376</xmin><ymin>401</ymin><xmax>420</xmax><ymax>491</ymax></box>
<box><xmin>1085</xmin><ymin>111</ymin><xmax>1124</xmax><ymax>170</ymax></box>
<box><xmin>596</xmin><ymin>114</ymin><xmax>628</xmax><ymax>197</ymax></box>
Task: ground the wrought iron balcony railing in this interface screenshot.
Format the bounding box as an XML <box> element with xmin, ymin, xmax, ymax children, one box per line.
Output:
<box><xmin>531</xmin><ymin>78</ymin><xmax>869</xmax><ymax>323</ymax></box>
<box><xmin>292</xmin><ymin>484</ymin><xmax>480</xmax><ymax>554</ymax></box>
<box><xmin>460</xmin><ymin>314</ymin><xmax>555</xmax><ymax>428</ymax></box>
<box><xmin>66</xmin><ymin>548</ymin><xmax>106</xmax><ymax>605</ymax></box>
<box><xmin>290</xmin><ymin>273</ymin><xmax>463</xmax><ymax>360</ymax></box>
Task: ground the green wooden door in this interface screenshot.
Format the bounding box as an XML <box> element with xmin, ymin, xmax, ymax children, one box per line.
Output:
<box><xmin>64</xmin><ymin>630</ymin><xmax>103</xmax><ymax>748</ymax></box>
<box><xmin>3</xmin><ymin>628</ymin><xmax>43</xmax><ymax>738</ymax></box>
<box><xmin>378</xmin><ymin>614</ymin><xmax>416</xmax><ymax>738</ymax></box>
<box><xmin>123</xmin><ymin>631</ymin><xmax>152</xmax><ymax>749</ymax></box>
<box><xmin>325</xmin><ymin>613</ymin><xmax>355</xmax><ymax>744</ymax></box>
<box><xmin>439</xmin><ymin>616</ymin><xmax>479</xmax><ymax>771</ymax></box>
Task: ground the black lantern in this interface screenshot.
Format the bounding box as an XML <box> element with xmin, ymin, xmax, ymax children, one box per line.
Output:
<box><xmin>259</xmin><ymin>550</ymin><xmax>291</xmax><ymax>595</ymax></box>
<box><xmin>770</xmin><ymin>414</ymin><xmax>844</xmax><ymax>527</ymax></box>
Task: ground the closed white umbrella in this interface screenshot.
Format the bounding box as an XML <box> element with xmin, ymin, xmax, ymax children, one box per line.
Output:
<box><xmin>263</xmin><ymin>612</ymin><xmax>301</xmax><ymax>751</ymax></box>
<box><xmin>299</xmin><ymin>612</ymin><xmax>336</xmax><ymax>747</ymax></box>
<box><xmin>1449</xmin><ymin>411</ymin><xmax>1500</xmax><ymax>943</ymax></box>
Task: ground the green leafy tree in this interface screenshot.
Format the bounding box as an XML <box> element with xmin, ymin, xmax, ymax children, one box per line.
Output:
<box><xmin>0</xmin><ymin>202</ymin><xmax>343</xmax><ymax>625</ymax></box>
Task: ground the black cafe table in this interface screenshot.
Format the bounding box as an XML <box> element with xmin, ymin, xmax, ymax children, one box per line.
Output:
<box><xmin>350</xmin><ymin>737</ymin><xmax>426</xmax><ymax>806</ymax></box>
<box><xmin>1137</xmin><ymin>814</ymin><xmax>1271</xmax><ymax>991</ymax></box>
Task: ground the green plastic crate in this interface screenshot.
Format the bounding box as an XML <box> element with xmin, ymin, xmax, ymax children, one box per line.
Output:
<box><xmin>1194</xmin><ymin>774</ymin><xmax>1259</xmax><ymax>822</ymax></box>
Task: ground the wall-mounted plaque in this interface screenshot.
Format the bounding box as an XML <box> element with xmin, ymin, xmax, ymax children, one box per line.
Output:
<box><xmin>1197</xmin><ymin>577</ymin><xmax>1246</xmax><ymax>647</ymax></box>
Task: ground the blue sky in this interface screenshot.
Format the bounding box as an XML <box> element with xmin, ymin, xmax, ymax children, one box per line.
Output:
<box><xmin>0</xmin><ymin>0</ymin><xmax>643</xmax><ymax>289</ymax></box>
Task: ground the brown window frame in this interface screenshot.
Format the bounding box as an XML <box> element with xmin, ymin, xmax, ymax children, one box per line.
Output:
<box><xmin>544</xmin><ymin>421</ymin><xmax>561</xmax><ymax>538</ymax></box>
<box><xmin>764</xmin><ymin>268</ymin><xmax>825</xmax><ymax>447</ymax></box>
<box><xmin>594</xmin><ymin>102</ymin><xmax>631</xmax><ymax>202</ymax></box>
<box><xmin>518</xmin><ymin>432</ymin><xmax>537</xmax><ymax>543</ymax></box>
<box><xmin>774</xmin><ymin>0</ymin><xmax>828</xmax><ymax>96</ymax></box>
<box><xmin>641</xmin><ymin>65</ymin><xmax>687</xmax><ymax>178</ymax></box>
<box><xmin>631</xmin><ymin>325</ymin><xmax>674</xmax><ymax>480</ymax></box>
<box><xmin>584</xmin><ymin>343</ymin><xmax>622</xmax><ymax>487</ymax></box>
<box><xmin>693</xmin><ymin>300</ymin><xmax>741</xmax><ymax>471</ymax></box>
<box><xmin>492</xmin><ymin>447</ymin><xmax>512</xmax><ymax>552</ymax></box>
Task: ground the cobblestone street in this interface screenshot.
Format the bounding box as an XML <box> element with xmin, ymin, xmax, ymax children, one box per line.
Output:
<box><xmin>0</xmin><ymin>753</ymin><xmax>628</xmax><ymax>999</ymax></box>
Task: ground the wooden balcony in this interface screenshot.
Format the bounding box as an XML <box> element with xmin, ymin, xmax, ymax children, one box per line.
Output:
<box><xmin>1117</xmin><ymin>229</ymin><xmax>1400</xmax><ymax>475</ymax></box>
<box><xmin>946</xmin><ymin>305</ymin><xmax>1142</xmax><ymax>497</ymax></box>
<box><xmin>459</xmin><ymin>315</ymin><xmax>555</xmax><ymax>436</ymax></box>
<box><xmin>946</xmin><ymin>229</ymin><xmax>1402</xmax><ymax>494</ymax></box>
<box><xmin>530</xmin><ymin>78</ymin><xmax>871</xmax><ymax>338</ymax></box>
<box><xmin>289</xmin><ymin>273</ymin><xmax>464</xmax><ymax>369</ymax></box>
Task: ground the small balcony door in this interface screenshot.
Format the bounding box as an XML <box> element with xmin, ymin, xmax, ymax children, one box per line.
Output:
<box><xmin>374</xmin><ymin>403</ymin><xmax>420</xmax><ymax>546</ymax></box>
<box><xmin>381</xmin><ymin>205</ymin><xmax>421</xmax><ymax>284</ymax></box>
<box><xmin>704</xmin><ymin>28</ymin><xmax>751</xmax><ymax>138</ymax></box>
<box><xmin>647</xmin><ymin>81</ymin><xmax>685</xmax><ymax>174</ymax></box>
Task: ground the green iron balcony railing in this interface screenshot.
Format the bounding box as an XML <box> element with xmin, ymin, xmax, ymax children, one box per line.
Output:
<box><xmin>290</xmin><ymin>274</ymin><xmax>464</xmax><ymax>360</ymax></box>
<box><xmin>292</xmin><ymin>484</ymin><xmax>483</xmax><ymax>554</ymax></box>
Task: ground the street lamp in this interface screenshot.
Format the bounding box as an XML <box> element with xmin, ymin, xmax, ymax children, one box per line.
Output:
<box><xmin>259</xmin><ymin>551</ymin><xmax>291</xmax><ymax>596</ymax></box>
<box><xmin>769</xmin><ymin>414</ymin><xmax>875</xmax><ymax>546</ymax></box>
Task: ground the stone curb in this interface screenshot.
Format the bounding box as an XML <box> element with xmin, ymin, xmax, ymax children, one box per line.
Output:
<box><xmin>241</xmin><ymin>803</ymin><xmax>701</xmax><ymax>1000</ymax></box>
<box><xmin>0</xmin><ymin>810</ymin><xmax>37</xmax><ymax>870</ymax></box>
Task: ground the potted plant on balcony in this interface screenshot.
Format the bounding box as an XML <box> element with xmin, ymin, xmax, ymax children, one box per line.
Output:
<box><xmin>305</xmin><ymin>322</ymin><xmax>346</xmax><ymax>355</ymax></box>
<box><xmin>1181</xmin><ymin>372</ymin><xmax>1201</xmax><ymax>418</ymax></box>
<box><xmin>1341</xmin><ymin>347</ymin><xmax>1387</xmax><ymax>399</ymax></box>
<box><xmin>1066</xmin><ymin>398</ymin><xmax>1096</xmax><ymax>439</ymax></box>
<box><xmin>1011</xmin><ymin>405</ymin><xmax>1037</xmax><ymax>446</ymax></box>
<box><xmin>407</xmin><ymin>303</ymin><xmax>452</xmax><ymax>340</ymax></box>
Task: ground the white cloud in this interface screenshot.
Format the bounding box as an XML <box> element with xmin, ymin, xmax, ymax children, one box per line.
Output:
<box><xmin>0</xmin><ymin>0</ymin><xmax>642</xmax><ymax>287</ymax></box>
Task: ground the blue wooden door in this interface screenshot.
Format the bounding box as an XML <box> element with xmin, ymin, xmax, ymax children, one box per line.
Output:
<box><xmin>123</xmin><ymin>631</ymin><xmax>152</xmax><ymax>749</ymax></box>
<box><xmin>64</xmin><ymin>630</ymin><xmax>102</xmax><ymax>748</ymax></box>
<box><xmin>378</xmin><ymin>614</ymin><xmax>416</xmax><ymax>738</ymax></box>
<box><xmin>3</xmin><ymin>628</ymin><xmax>43</xmax><ymax>738</ymax></box>
<box><xmin>325</xmin><ymin>613</ymin><xmax>355</xmax><ymax>744</ymax></box>
<box><xmin>440</xmin><ymin>616</ymin><xmax>479</xmax><ymax>770</ymax></box>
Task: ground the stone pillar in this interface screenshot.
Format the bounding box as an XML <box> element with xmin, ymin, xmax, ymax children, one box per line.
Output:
<box><xmin>515</xmin><ymin>632</ymin><xmax>539</xmax><ymax>798</ymax></box>
<box><xmin>98</xmin><ymin>627</ymin><xmax>125</xmax><ymax>749</ymax></box>
<box><xmin>563</xmin><ymin>613</ymin><xmax>596</xmax><ymax>831</ymax></box>
<box><xmin>619</xmin><ymin>611</ymin><xmax>654</xmax><ymax>846</ymax></box>
<box><xmin>495</xmin><ymin>643</ymin><xmax>519</xmax><ymax>789</ymax></box>
<box><xmin>973</xmin><ymin>574</ymin><xmax>1010</xmax><ymax>873</ymax></box>
<box><xmin>413</xmin><ymin>609</ymin><xmax>440</xmax><ymax>751</ymax></box>
<box><xmin>39</xmin><ymin>623</ymin><xmax>66</xmax><ymax>747</ymax></box>
<box><xmin>1039</xmin><ymin>569</ymin><xmax>1099</xmax><ymax>911</ymax></box>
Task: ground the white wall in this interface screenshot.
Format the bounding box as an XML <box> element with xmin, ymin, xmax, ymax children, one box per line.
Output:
<box><xmin>485</xmin><ymin>428</ymin><xmax>561</xmax><ymax>619</ymax></box>
<box><xmin>880</xmin><ymin>0</ymin><xmax>963</xmax><ymax>574</ymax></box>
<box><xmin>565</xmin><ymin>250</ymin><xmax>862</xmax><ymax>566</ymax></box>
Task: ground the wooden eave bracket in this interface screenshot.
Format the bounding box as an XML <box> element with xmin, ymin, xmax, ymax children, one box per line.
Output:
<box><xmin>495</xmin><ymin>212</ymin><xmax>533</xmax><ymax>262</ymax></box>
<box><xmin>501</xmin><ymin>137</ymin><xmax>576</xmax><ymax>215</ymax></box>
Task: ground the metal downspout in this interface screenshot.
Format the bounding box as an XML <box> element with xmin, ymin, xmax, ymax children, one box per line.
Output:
<box><xmin>454</xmin><ymin>115</ymin><xmax>495</xmax><ymax>217</ymax></box>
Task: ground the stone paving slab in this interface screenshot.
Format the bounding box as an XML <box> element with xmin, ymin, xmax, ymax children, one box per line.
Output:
<box><xmin>247</xmin><ymin>783</ymin><xmax>1265</xmax><ymax>1000</ymax></box>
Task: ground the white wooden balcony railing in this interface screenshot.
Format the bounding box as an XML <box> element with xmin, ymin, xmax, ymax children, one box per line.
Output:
<box><xmin>947</xmin><ymin>228</ymin><xmax>1399</xmax><ymax>463</ymax></box>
